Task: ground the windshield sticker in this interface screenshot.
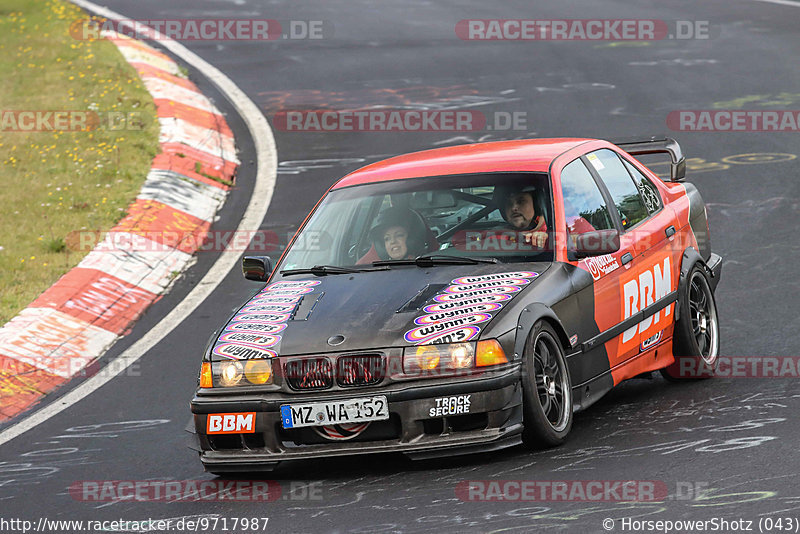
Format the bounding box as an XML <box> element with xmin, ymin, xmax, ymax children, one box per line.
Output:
<box><xmin>212</xmin><ymin>343</ymin><xmax>278</xmax><ymax>360</ymax></box>
<box><xmin>452</xmin><ymin>271</ymin><xmax>538</xmax><ymax>285</ymax></box>
<box><xmin>226</xmin><ymin>321</ymin><xmax>288</xmax><ymax>335</ymax></box>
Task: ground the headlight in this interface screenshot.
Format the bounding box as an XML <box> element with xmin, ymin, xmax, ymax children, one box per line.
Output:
<box><xmin>403</xmin><ymin>343</ymin><xmax>475</xmax><ymax>374</ymax></box>
<box><xmin>200</xmin><ymin>359</ymin><xmax>274</xmax><ymax>387</ymax></box>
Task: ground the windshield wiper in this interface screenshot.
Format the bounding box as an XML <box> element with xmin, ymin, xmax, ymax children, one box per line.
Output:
<box><xmin>374</xmin><ymin>254</ymin><xmax>498</xmax><ymax>267</ymax></box>
<box><xmin>281</xmin><ymin>265</ymin><xmax>389</xmax><ymax>277</ymax></box>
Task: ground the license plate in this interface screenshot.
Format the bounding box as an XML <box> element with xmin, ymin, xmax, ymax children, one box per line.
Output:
<box><xmin>280</xmin><ymin>396</ymin><xmax>389</xmax><ymax>429</ymax></box>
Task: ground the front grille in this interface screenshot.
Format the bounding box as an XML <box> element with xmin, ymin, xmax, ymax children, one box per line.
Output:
<box><xmin>337</xmin><ymin>354</ymin><xmax>384</xmax><ymax>387</ymax></box>
<box><xmin>285</xmin><ymin>357</ymin><xmax>333</xmax><ymax>390</ymax></box>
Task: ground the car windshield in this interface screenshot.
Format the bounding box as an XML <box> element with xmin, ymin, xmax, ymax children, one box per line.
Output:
<box><xmin>278</xmin><ymin>172</ymin><xmax>553</xmax><ymax>271</ymax></box>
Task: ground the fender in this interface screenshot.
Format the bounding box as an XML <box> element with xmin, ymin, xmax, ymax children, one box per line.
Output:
<box><xmin>676</xmin><ymin>246</ymin><xmax>705</xmax><ymax>323</ymax></box>
<box><xmin>513</xmin><ymin>303</ymin><xmax>572</xmax><ymax>363</ymax></box>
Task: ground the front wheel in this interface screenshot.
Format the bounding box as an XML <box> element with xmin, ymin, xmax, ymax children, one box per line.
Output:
<box><xmin>661</xmin><ymin>264</ymin><xmax>720</xmax><ymax>380</ymax></box>
<box><xmin>521</xmin><ymin>321</ymin><xmax>573</xmax><ymax>449</ymax></box>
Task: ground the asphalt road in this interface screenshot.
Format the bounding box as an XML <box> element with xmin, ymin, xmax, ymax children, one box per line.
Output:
<box><xmin>3</xmin><ymin>0</ymin><xmax>800</xmax><ymax>532</ymax></box>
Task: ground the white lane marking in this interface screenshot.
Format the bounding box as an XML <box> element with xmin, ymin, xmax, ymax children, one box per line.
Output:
<box><xmin>0</xmin><ymin>1</ymin><xmax>277</xmax><ymax>446</ymax></box>
<box><xmin>751</xmin><ymin>0</ymin><xmax>800</xmax><ymax>6</ymax></box>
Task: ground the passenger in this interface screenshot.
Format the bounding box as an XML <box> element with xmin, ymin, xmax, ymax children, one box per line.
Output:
<box><xmin>358</xmin><ymin>207</ymin><xmax>430</xmax><ymax>263</ymax></box>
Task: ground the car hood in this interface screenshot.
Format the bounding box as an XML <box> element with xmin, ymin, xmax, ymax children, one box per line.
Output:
<box><xmin>209</xmin><ymin>264</ymin><xmax>551</xmax><ymax>360</ymax></box>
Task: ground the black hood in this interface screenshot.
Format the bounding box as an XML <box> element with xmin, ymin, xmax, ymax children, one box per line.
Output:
<box><xmin>210</xmin><ymin>264</ymin><xmax>551</xmax><ymax>360</ymax></box>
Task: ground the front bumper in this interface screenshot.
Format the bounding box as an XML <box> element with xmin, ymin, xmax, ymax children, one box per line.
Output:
<box><xmin>191</xmin><ymin>363</ymin><xmax>522</xmax><ymax>472</ymax></box>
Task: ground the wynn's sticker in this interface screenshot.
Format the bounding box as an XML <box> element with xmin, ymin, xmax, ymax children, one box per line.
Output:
<box><xmin>258</xmin><ymin>287</ymin><xmax>315</xmax><ymax>296</ymax></box>
<box><xmin>231</xmin><ymin>307</ymin><xmax>294</xmax><ymax>323</ymax></box>
<box><xmin>235</xmin><ymin>304</ymin><xmax>295</xmax><ymax>316</ymax></box>
<box><xmin>219</xmin><ymin>332</ymin><xmax>281</xmax><ymax>347</ymax></box>
<box><xmin>226</xmin><ymin>321</ymin><xmax>287</xmax><ymax>335</ymax></box>
<box><xmin>415</xmin><ymin>325</ymin><xmax>482</xmax><ymax>345</ymax></box>
<box><xmin>414</xmin><ymin>303</ymin><xmax>502</xmax><ymax>325</ymax></box>
<box><xmin>247</xmin><ymin>296</ymin><xmax>302</xmax><ymax>307</ymax></box>
<box><xmin>443</xmin><ymin>279</ymin><xmax>530</xmax><ymax>293</ymax></box>
<box><xmin>265</xmin><ymin>280</ymin><xmax>321</xmax><ymax>289</ymax></box>
<box><xmin>433</xmin><ymin>286</ymin><xmax>521</xmax><ymax>303</ymax></box>
<box><xmin>248</xmin><ymin>293</ymin><xmax>303</xmax><ymax>305</ymax></box>
<box><xmin>212</xmin><ymin>343</ymin><xmax>277</xmax><ymax>360</ymax></box>
<box><xmin>451</xmin><ymin>271</ymin><xmax>538</xmax><ymax>285</ymax></box>
<box><xmin>241</xmin><ymin>303</ymin><xmax>296</xmax><ymax>313</ymax></box>
<box><xmin>423</xmin><ymin>294</ymin><xmax>511</xmax><ymax>313</ymax></box>
<box><xmin>234</xmin><ymin>311</ymin><xmax>291</xmax><ymax>322</ymax></box>
<box><xmin>404</xmin><ymin>314</ymin><xmax>492</xmax><ymax>343</ymax></box>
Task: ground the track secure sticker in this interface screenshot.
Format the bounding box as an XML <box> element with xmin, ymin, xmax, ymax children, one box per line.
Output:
<box><xmin>212</xmin><ymin>343</ymin><xmax>278</xmax><ymax>360</ymax></box>
<box><xmin>429</xmin><ymin>395</ymin><xmax>471</xmax><ymax>417</ymax></box>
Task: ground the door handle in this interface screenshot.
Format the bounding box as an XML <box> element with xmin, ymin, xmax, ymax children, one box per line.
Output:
<box><xmin>665</xmin><ymin>225</ymin><xmax>676</xmax><ymax>238</ymax></box>
<box><xmin>621</xmin><ymin>252</ymin><xmax>633</xmax><ymax>265</ymax></box>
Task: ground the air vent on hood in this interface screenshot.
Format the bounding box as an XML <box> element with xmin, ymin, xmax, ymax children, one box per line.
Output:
<box><xmin>396</xmin><ymin>284</ymin><xmax>447</xmax><ymax>313</ymax></box>
<box><xmin>291</xmin><ymin>292</ymin><xmax>324</xmax><ymax>321</ymax></box>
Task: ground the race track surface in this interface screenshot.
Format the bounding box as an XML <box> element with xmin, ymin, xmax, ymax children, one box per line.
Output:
<box><xmin>3</xmin><ymin>1</ymin><xmax>800</xmax><ymax>532</ymax></box>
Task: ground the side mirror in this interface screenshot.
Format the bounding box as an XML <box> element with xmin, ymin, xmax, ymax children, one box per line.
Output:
<box><xmin>573</xmin><ymin>230</ymin><xmax>620</xmax><ymax>259</ymax></box>
<box><xmin>242</xmin><ymin>256</ymin><xmax>273</xmax><ymax>282</ymax></box>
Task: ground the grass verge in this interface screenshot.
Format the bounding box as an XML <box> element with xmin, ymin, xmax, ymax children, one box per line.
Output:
<box><xmin>0</xmin><ymin>0</ymin><xmax>160</xmax><ymax>324</ymax></box>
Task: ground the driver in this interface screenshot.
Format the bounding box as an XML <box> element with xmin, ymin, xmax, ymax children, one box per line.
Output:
<box><xmin>498</xmin><ymin>187</ymin><xmax>548</xmax><ymax>248</ymax></box>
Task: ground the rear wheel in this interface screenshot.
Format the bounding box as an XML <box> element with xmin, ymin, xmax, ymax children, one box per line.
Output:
<box><xmin>661</xmin><ymin>264</ymin><xmax>720</xmax><ymax>380</ymax></box>
<box><xmin>521</xmin><ymin>321</ymin><xmax>573</xmax><ymax>448</ymax></box>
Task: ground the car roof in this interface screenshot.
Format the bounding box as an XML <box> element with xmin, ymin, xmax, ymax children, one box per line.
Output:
<box><xmin>332</xmin><ymin>138</ymin><xmax>594</xmax><ymax>189</ymax></box>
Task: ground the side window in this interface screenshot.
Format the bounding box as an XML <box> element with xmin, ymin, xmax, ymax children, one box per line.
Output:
<box><xmin>560</xmin><ymin>159</ymin><xmax>614</xmax><ymax>235</ymax></box>
<box><xmin>586</xmin><ymin>149</ymin><xmax>649</xmax><ymax>230</ymax></box>
<box><xmin>621</xmin><ymin>158</ymin><xmax>663</xmax><ymax>214</ymax></box>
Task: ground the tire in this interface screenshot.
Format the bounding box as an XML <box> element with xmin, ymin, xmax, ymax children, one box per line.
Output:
<box><xmin>521</xmin><ymin>321</ymin><xmax>573</xmax><ymax>448</ymax></box>
<box><xmin>661</xmin><ymin>264</ymin><xmax>720</xmax><ymax>380</ymax></box>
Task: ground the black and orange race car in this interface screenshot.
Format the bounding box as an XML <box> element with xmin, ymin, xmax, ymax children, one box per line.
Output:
<box><xmin>190</xmin><ymin>136</ymin><xmax>722</xmax><ymax>473</ymax></box>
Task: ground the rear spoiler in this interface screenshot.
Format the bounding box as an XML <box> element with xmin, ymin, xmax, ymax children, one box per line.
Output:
<box><xmin>610</xmin><ymin>136</ymin><xmax>686</xmax><ymax>182</ymax></box>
